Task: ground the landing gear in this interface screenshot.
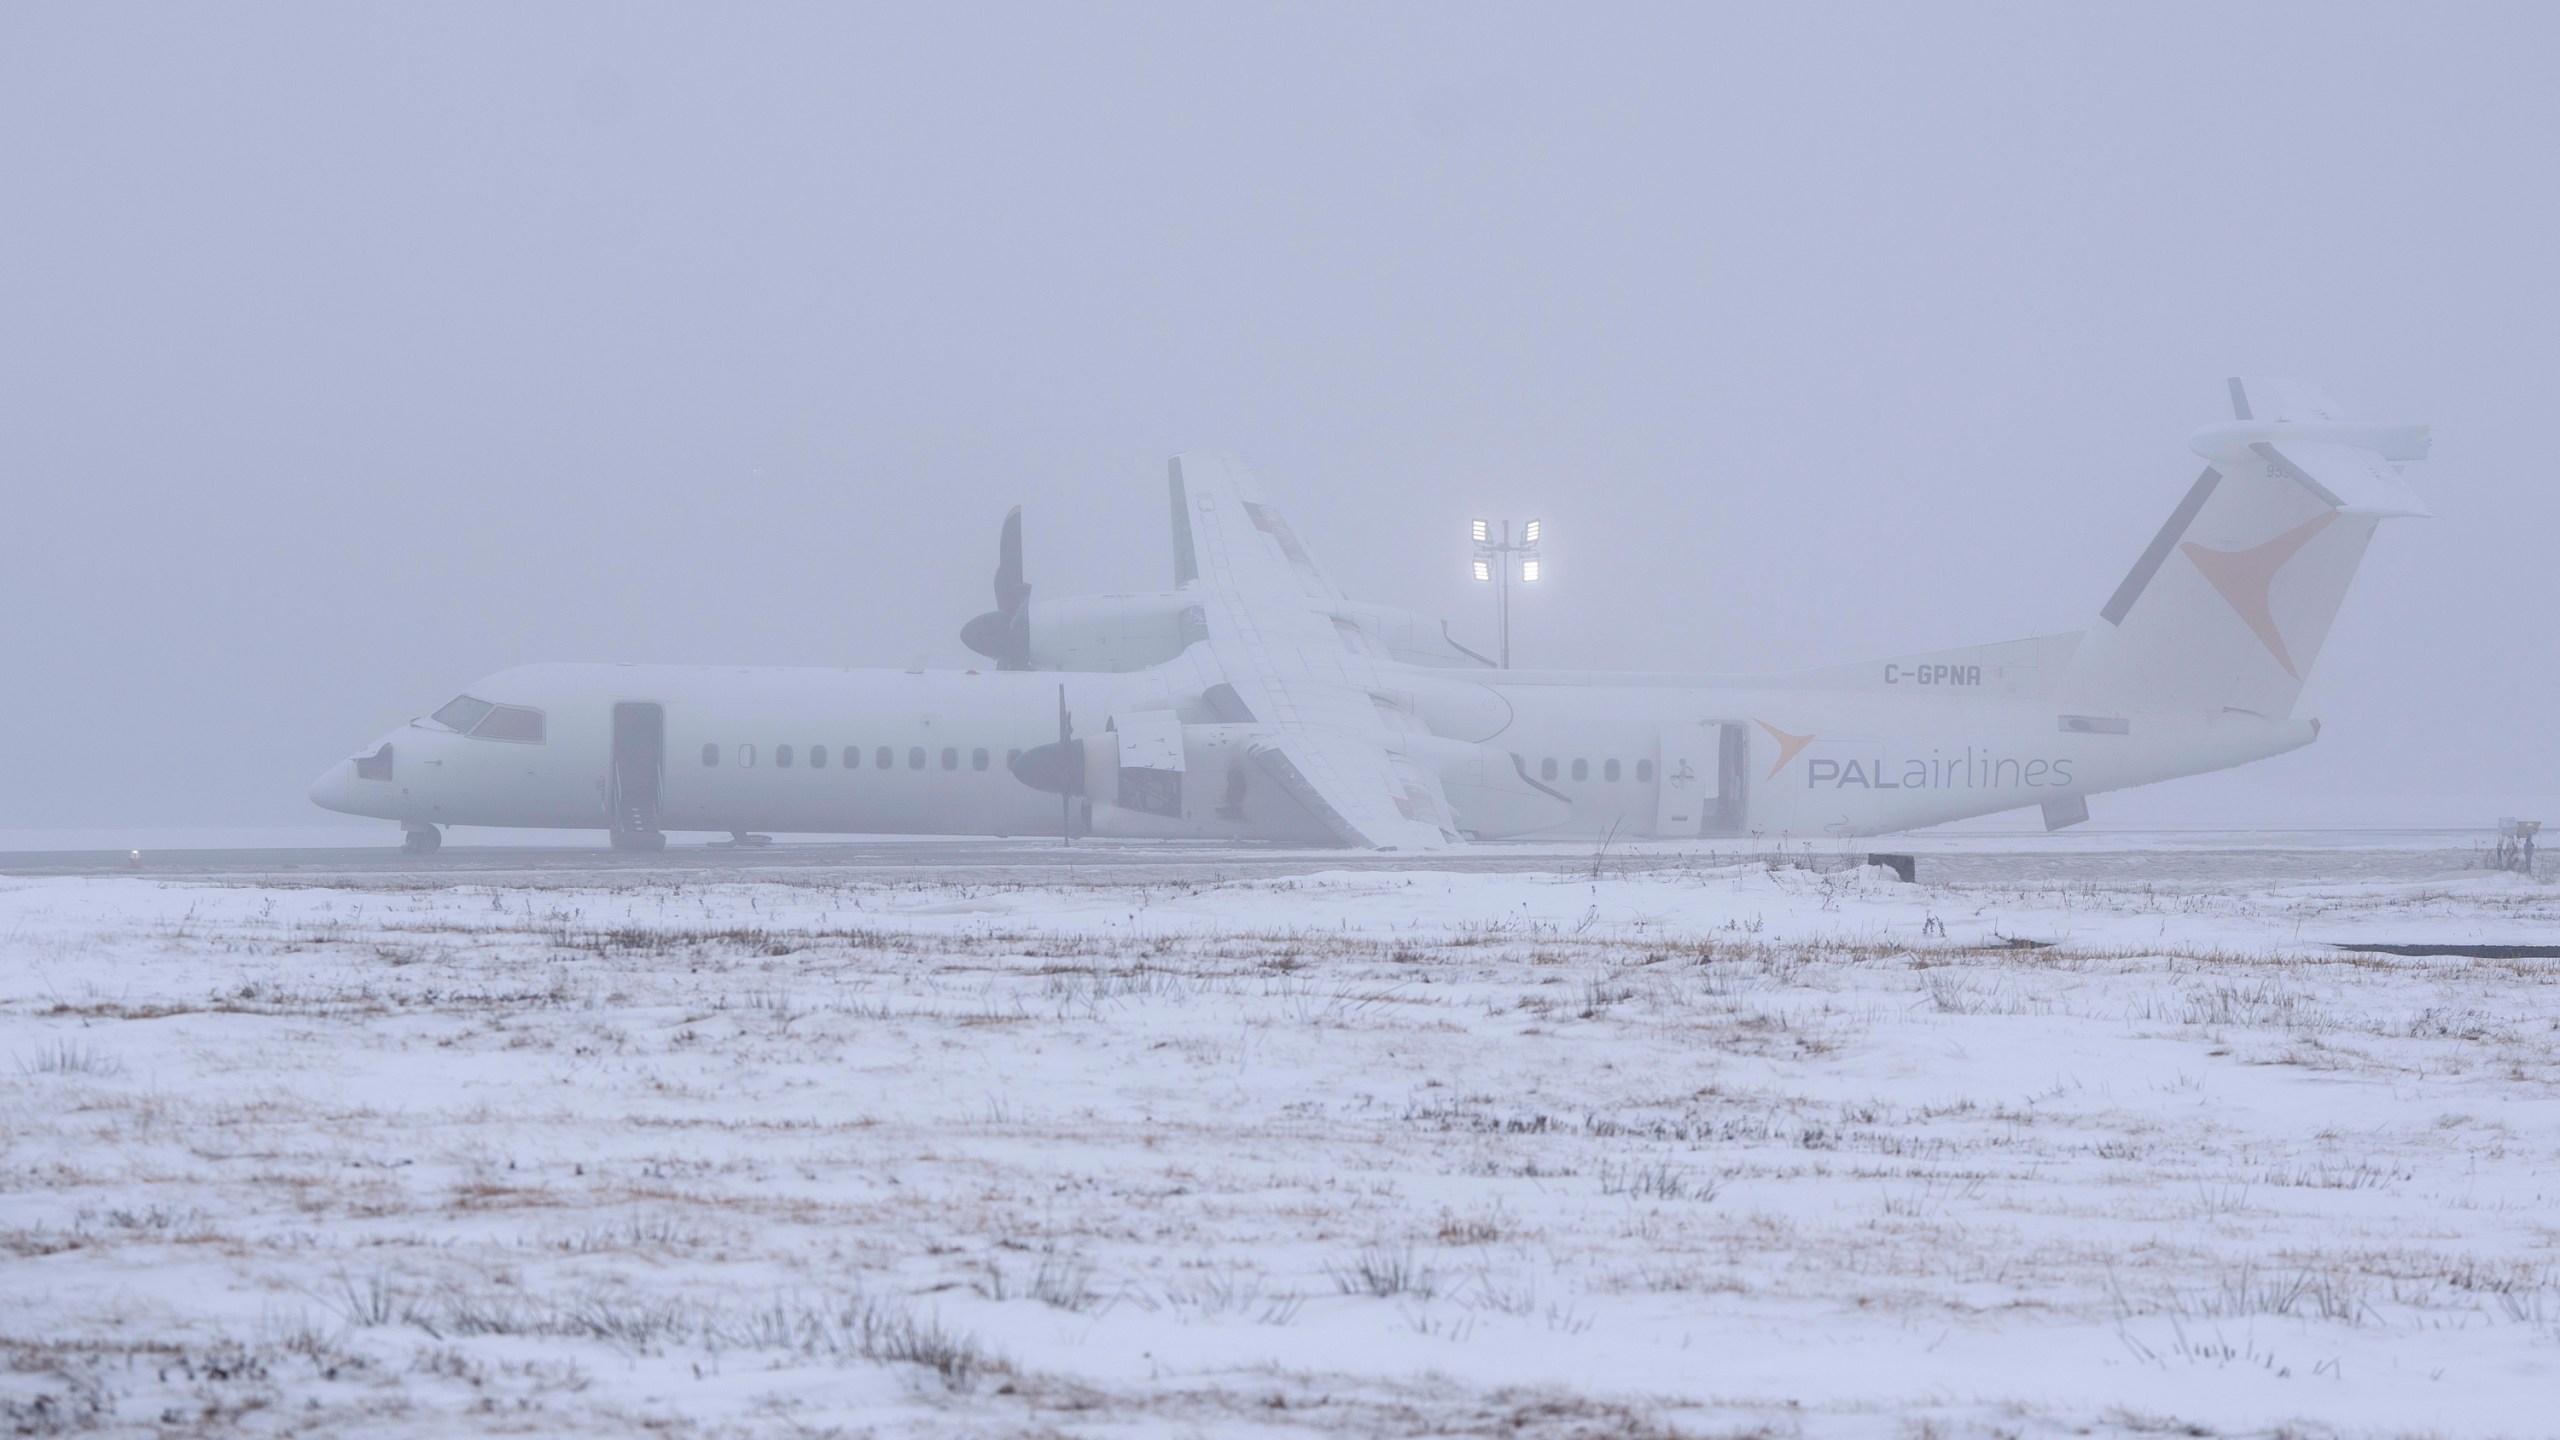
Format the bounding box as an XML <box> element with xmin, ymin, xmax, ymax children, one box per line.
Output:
<box><xmin>609</xmin><ymin>828</ymin><xmax>667</xmax><ymax>853</ymax></box>
<box><xmin>401</xmin><ymin>824</ymin><xmax>443</xmax><ymax>856</ymax></box>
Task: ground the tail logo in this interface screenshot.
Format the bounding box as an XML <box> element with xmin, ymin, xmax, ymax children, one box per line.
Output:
<box><xmin>1755</xmin><ymin>720</ymin><xmax>1813</xmax><ymax>780</ymax></box>
<box><xmin>2178</xmin><ymin>512</ymin><xmax>2337</xmax><ymax>679</ymax></box>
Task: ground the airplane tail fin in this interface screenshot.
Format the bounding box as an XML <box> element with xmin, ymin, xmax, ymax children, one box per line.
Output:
<box><xmin>2057</xmin><ymin>378</ymin><xmax>2430</xmax><ymax>717</ymax></box>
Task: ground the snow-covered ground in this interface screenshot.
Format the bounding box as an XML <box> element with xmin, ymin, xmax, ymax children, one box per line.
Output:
<box><xmin>2</xmin><ymin>855</ymin><xmax>2556</xmax><ymax>1436</ymax></box>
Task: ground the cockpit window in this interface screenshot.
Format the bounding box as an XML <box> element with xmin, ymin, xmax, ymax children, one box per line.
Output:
<box><xmin>472</xmin><ymin>705</ymin><xmax>545</xmax><ymax>742</ymax></box>
<box><xmin>428</xmin><ymin>694</ymin><xmax>545</xmax><ymax>743</ymax></box>
<box><xmin>431</xmin><ymin>696</ymin><xmax>495</xmax><ymax>733</ymax></box>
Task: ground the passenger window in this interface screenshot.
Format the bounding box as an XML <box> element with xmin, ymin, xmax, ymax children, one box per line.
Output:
<box><xmin>810</xmin><ymin>744</ymin><xmax>827</xmax><ymax>769</ymax></box>
<box><xmin>1637</xmin><ymin>758</ymin><xmax>1654</xmax><ymax>782</ymax></box>
<box><xmin>877</xmin><ymin>746</ymin><xmax>894</xmax><ymax>770</ymax></box>
<box><xmin>1571</xmin><ymin>759</ymin><xmax>1588</xmax><ymax>782</ymax></box>
<box><xmin>908</xmin><ymin>746</ymin><xmax>925</xmax><ymax>770</ymax></box>
<box><xmin>844</xmin><ymin>746</ymin><xmax>860</xmax><ymax>769</ymax></box>
<box><xmin>701</xmin><ymin>743</ymin><xmax>720</xmax><ymax>768</ymax></box>
<box><xmin>972</xmin><ymin>747</ymin><xmax>989</xmax><ymax>771</ymax></box>
<box><xmin>1605</xmin><ymin>759</ymin><xmax>1621</xmax><ymax>782</ymax></box>
<box><xmin>740</xmin><ymin>744</ymin><xmax>757</xmax><ymax>768</ymax></box>
<box><xmin>941</xmin><ymin>747</ymin><xmax>958</xmax><ymax>770</ymax></box>
<box><xmin>1540</xmin><ymin>758</ymin><xmax>1557</xmax><ymax>782</ymax></box>
<box><xmin>776</xmin><ymin>744</ymin><xmax>794</xmax><ymax>769</ymax></box>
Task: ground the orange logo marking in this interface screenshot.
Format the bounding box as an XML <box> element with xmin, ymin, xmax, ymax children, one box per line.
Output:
<box><xmin>1755</xmin><ymin>720</ymin><xmax>1813</xmax><ymax>780</ymax></box>
<box><xmin>2179</xmin><ymin>511</ymin><xmax>2336</xmax><ymax>678</ymax></box>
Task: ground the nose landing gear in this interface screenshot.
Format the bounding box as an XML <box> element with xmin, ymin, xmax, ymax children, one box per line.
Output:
<box><xmin>400</xmin><ymin>823</ymin><xmax>443</xmax><ymax>856</ymax></box>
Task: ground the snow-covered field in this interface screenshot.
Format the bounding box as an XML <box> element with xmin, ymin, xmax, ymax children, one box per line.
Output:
<box><xmin>3</xmin><ymin>853</ymin><xmax>2557</xmax><ymax>1437</ymax></box>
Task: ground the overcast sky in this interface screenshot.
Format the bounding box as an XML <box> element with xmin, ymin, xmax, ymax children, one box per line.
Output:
<box><xmin>3</xmin><ymin>3</ymin><xmax>2552</xmax><ymax>832</ymax></box>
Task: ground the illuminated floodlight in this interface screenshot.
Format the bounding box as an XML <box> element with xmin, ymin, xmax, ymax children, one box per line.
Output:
<box><xmin>1463</xmin><ymin>514</ymin><xmax>1546</xmax><ymax>667</ymax></box>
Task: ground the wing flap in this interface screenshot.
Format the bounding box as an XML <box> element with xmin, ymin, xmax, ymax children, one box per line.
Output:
<box><xmin>1248</xmin><ymin>735</ymin><xmax>1453</xmax><ymax>850</ymax></box>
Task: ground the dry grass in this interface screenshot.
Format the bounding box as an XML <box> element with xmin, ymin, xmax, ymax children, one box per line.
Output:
<box><xmin>0</xmin><ymin>862</ymin><xmax>2554</xmax><ymax>1435</ymax></box>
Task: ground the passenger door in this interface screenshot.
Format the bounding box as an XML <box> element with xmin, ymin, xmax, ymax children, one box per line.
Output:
<box><xmin>1656</xmin><ymin>722</ymin><xmax>1750</xmax><ymax>837</ymax></box>
<box><xmin>609</xmin><ymin>702</ymin><xmax>665</xmax><ymax>842</ymax></box>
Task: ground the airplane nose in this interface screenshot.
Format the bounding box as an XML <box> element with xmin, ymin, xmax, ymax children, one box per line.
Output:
<box><xmin>308</xmin><ymin>763</ymin><xmax>349</xmax><ymax>813</ymax></box>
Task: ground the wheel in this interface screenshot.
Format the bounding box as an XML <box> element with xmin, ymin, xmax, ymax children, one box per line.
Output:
<box><xmin>401</xmin><ymin>827</ymin><xmax>442</xmax><ymax>855</ymax></box>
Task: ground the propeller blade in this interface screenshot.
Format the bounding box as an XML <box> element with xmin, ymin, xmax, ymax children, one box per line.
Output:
<box><xmin>1002</xmin><ymin>681</ymin><xmax>1082</xmax><ymax>848</ymax></box>
<box><xmin>961</xmin><ymin>506</ymin><xmax>1035</xmax><ymax>668</ymax></box>
<box><xmin>1058</xmin><ymin>684</ymin><xmax>1073</xmax><ymax>846</ymax></box>
<box><xmin>996</xmin><ymin>506</ymin><xmax>1028</xmax><ymax>613</ymax></box>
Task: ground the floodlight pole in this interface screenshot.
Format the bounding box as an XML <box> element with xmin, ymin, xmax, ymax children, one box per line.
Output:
<box><xmin>1469</xmin><ymin>517</ymin><xmax>1542</xmax><ymax>669</ymax></box>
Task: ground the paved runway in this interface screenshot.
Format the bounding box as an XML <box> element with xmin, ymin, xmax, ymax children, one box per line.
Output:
<box><xmin>0</xmin><ymin>833</ymin><xmax>2506</xmax><ymax>889</ymax></box>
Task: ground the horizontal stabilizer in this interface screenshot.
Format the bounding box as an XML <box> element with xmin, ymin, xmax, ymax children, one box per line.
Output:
<box><xmin>2251</xmin><ymin>438</ymin><xmax>2431</xmax><ymax>519</ymax></box>
<box><xmin>2188</xmin><ymin>424</ymin><xmax>2432</xmax><ymax>518</ymax></box>
<box><xmin>2193</xmin><ymin>376</ymin><xmax>2432</xmax><ymax>519</ymax></box>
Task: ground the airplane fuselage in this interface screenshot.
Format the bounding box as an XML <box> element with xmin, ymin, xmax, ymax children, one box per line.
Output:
<box><xmin>310</xmin><ymin>660</ymin><xmax>2315</xmax><ymax>842</ymax></box>
<box><xmin>308</xmin><ymin>384</ymin><xmax>2424</xmax><ymax>848</ymax></box>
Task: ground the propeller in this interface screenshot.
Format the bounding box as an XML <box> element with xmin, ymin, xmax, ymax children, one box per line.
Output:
<box><xmin>1005</xmin><ymin>681</ymin><xmax>1084</xmax><ymax>846</ymax></box>
<box><xmin>1056</xmin><ymin>683</ymin><xmax>1074</xmax><ymax>846</ymax></box>
<box><xmin>960</xmin><ymin>506</ymin><xmax>1034</xmax><ymax>670</ymax></box>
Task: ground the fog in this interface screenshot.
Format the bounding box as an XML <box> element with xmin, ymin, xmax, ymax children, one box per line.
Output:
<box><xmin>4</xmin><ymin>3</ymin><xmax>2552</xmax><ymax>834</ymax></box>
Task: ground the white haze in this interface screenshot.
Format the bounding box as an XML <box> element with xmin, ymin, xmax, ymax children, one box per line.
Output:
<box><xmin>2</xmin><ymin>3</ymin><xmax>2552</xmax><ymax>832</ymax></box>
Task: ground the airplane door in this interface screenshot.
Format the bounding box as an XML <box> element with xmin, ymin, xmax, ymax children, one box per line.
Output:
<box><xmin>1657</xmin><ymin>723</ymin><xmax>1749</xmax><ymax>837</ymax></box>
<box><xmin>1653</xmin><ymin>726</ymin><xmax>1717</xmax><ymax>836</ymax></box>
<box><xmin>609</xmin><ymin>702</ymin><xmax>666</xmax><ymax>852</ymax></box>
<box><xmin>1709</xmin><ymin>722</ymin><xmax>1748</xmax><ymax>835</ymax></box>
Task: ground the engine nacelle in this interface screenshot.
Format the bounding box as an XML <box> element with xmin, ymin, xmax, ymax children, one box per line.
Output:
<box><xmin>959</xmin><ymin>502</ymin><xmax>1490</xmax><ymax>676</ymax></box>
<box><xmin>1020</xmin><ymin>593</ymin><xmax>1489</xmax><ymax>675</ymax></box>
<box><xmin>1329</xmin><ymin>601</ymin><xmax>1495</xmax><ymax>670</ymax></box>
<box><xmin>1024</xmin><ymin>594</ymin><xmax>1197</xmax><ymax>672</ymax></box>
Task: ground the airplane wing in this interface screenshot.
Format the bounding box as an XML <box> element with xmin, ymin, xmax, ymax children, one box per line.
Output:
<box><xmin>1170</xmin><ymin>452</ymin><xmax>1459</xmax><ymax>850</ymax></box>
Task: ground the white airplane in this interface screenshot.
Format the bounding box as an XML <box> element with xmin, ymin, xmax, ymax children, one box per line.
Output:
<box><xmin>311</xmin><ymin>378</ymin><xmax>2429</xmax><ymax>854</ymax></box>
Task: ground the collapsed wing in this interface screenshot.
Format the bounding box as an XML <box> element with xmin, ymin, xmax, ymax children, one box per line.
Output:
<box><xmin>1170</xmin><ymin>452</ymin><xmax>1458</xmax><ymax>850</ymax></box>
